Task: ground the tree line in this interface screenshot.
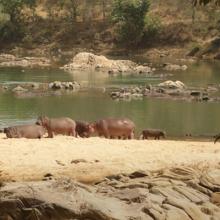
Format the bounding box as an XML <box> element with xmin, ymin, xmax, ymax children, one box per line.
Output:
<box><xmin>0</xmin><ymin>0</ymin><xmax>219</xmax><ymax>45</ymax></box>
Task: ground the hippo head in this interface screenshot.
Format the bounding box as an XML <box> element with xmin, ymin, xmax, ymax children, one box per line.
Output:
<box><xmin>36</xmin><ymin>116</ymin><xmax>50</xmax><ymax>127</ymax></box>
<box><xmin>161</xmin><ymin>131</ymin><xmax>166</xmax><ymax>138</ymax></box>
<box><xmin>3</xmin><ymin>128</ymin><xmax>9</xmax><ymax>134</ymax></box>
<box><xmin>87</xmin><ymin>123</ymin><xmax>96</xmax><ymax>134</ymax></box>
<box><xmin>4</xmin><ymin>127</ymin><xmax>14</xmax><ymax>138</ymax></box>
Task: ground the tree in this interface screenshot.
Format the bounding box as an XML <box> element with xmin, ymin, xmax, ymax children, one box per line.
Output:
<box><xmin>112</xmin><ymin>0</ymin><xmax>150</xmax><ymax>45</ymax></box>
<box><xmin>0</xmin><ymin>0</ymin><xmax>36</xmax><ymax>24</ymax></box>
<box><xmin>57</xmin><ymin>0</ymin><xmax>79</xmax><ymax>25</ymax></box>
<box><xmin>0</xmin><ymin>0</ymin><xmax>36</xmax><ymax>42</ymax></box>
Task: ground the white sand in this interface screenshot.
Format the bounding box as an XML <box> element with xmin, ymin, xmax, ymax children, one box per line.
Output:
<box><xmin>0</xmin><ymin>134</ymin><xmax>219</xmax><ymax>183</ymax></box>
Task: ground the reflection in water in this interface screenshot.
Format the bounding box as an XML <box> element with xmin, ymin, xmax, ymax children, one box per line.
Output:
<box><xmin>0</xmin><ymin>61</ymin><xmax>220</xmax><ymax>137</ymax></box>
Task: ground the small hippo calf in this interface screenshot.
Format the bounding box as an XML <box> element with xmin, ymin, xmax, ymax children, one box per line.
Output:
<box><xmin>140</xmin><ymin>129</ymin><xmax>166</xmax><ymax>140</ymax></box>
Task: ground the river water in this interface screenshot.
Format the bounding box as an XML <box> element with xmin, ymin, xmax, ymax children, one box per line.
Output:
<box><xmin>0</xmin><ymin>60</ymin><xmax>220</xmax><ymax>137</ymax></box>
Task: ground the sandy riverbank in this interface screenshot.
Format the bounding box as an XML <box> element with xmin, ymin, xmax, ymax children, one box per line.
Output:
<box><xmin>0</xmin><ymin>134</ymin><xmax>219</xmax><ymax>183</ymax></box>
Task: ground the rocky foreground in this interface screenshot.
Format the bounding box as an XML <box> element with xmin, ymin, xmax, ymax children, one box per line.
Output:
<box><xmin>1</xmin><ymin>166</ymin><xmax>220</xmax><ymax>219</ymax></box>
<box><xmin>0</xmin><ymin>137</ymin><xmax>219</xmax><ymax>219</ymax></box>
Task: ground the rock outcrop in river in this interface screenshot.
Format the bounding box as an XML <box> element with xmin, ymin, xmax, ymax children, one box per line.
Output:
<box><xmin>1</xmin><ymin>166</ymin><xmax>220</xmax><ymax>219</ymax></box>
<box><xmin>0</xmin><ymin>81</ymin><xmax>80</xmax><ymax>98</ymax></box>
<box><xmin>61</xmin><ymin>52</ymin><xmax>155</xmax><ymax>74</ymax></box>
<box><xmin>110</xmin><ymin>80</ymin><xmax>220</xmax><ymax>103</ymax></box>
<box><xmin>163</xmin><ymin>63</ymin><xmax>188</xmax><ymax>71</ymax></box>
<box><xmin>0</xmin><ymin>53</ymin><xmax>51</xmax><ymax>68</ymax></box>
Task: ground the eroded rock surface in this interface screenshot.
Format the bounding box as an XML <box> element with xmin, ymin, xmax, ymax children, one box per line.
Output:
<box><xmin>0</xmin><ymin>167</ymin><xmax>220</xmax><ymax>219</ymax></box>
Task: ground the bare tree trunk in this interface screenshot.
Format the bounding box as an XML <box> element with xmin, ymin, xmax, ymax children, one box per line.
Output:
<box><xmin>82</xmin><ymin>0</ymin><xmax>93</xmax><ymax>26</ymax></box>
<box><xmin>102</xmin><ymin>0</ymin><xmax>106</xmax><ymax>20</ymax></box>
<box><xmin>70</xmin><ymin>0</ymin><xmax>77</xmax><ymax>24</ymax></box>
<box><xmin>192</xmin><ymin>3</ymin><xmax>196</xmax><ymax>24</ymax></box>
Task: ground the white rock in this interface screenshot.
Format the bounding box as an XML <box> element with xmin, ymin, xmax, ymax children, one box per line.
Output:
<box><xmin>61</xmin><ymin>52</ymin><xmax>153</xmax><ymax>74</ymax></box>
<box><xmin>158</xmin><ymin>80</ymin><xmax>186</xmax><ymax>89</ymax></box>
<box><xmin>12</xmin><ymin>86</ymin><xmax>28</xmax><ymax>93</ymax></box>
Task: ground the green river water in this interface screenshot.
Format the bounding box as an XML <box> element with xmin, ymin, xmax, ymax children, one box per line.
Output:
<box><xmin>0</xmin><ymin>60</ymin><xmax>220</xmax><ymax>137</ymax></box>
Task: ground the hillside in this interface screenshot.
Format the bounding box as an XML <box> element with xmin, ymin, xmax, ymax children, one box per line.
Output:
<box><xmin>0</xmin><ymin>0</ymin><xmax>219</xmax><ymax>60</ymax></box>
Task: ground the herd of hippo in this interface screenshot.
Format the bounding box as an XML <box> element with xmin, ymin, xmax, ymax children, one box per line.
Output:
<box><xmin>0</xmin><ymin>116</ymin><xmax>166</xmax><ymax>140</ymax></box>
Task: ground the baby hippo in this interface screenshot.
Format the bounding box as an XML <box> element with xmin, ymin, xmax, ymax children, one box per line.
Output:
<box><xmin>4</xmin><ymin>124</ymin><xmax>46</xmax><ymax>139</ymax></box>
<box><xmin>140</xmin><ymin>129</ymin><xmax>166</xmax><ymax>140</ymax></box>
<box><xmin>36</xmin><ymin>116</ymin><xmax>76</xmax><ymax>138</ymax></box>
<box><xmin>75</xmin><ymin>121</ymin><xmax>93</xmax><ymax>138</ymax></box>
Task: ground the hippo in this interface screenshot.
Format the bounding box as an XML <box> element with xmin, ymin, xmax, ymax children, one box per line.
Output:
<box><xmin>75</xmin><ymin>121</ymin><xmax>93</xmax><ymax>138</ymax></box>
<box><xmin>3</xmin><ymin>124</ymin><xmax>46</xmax><ymax>139</ymax></box>
<box><xmin>140</xmin><ymin>129</ymin><xmax>166</xmax><ymax>140</ymax></box>
<box><xmin>214</xmin><ymin>134</ymin><xmax>220</xmax><ymax>144</ymax></box>
<box><xmin>36</xmin><ymin>116</ymin><xmax>76</xmax><ymax>138</ymax></box>
<box><xmin>89</xmin><ymin>118</ymin><xmax>135</xmax><ymax>139</ymax></box>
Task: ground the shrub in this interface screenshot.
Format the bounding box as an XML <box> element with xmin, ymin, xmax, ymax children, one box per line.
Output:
<box><xmin>0</xmin><ymin>20</ymin><xmax>24</xmax><ymax>42</ymax></box>
<box><xmin>144</xmin><ymin>14</ymin><xmax>161</xmax><ymax>38</ymax></box>
<box><xmin>111</xmin><ymin>0</ymin><xmax>150</xmax><ymax>46</ymax></box>
<box><xmin>0</xmin><ymin>0</ymin><xmax>36</xmax><ymax>42</ymax></box>
<box><xmin>0</xmin><ymin>0</ymin><xmax>36</xmax><ymax>24</ymax></box>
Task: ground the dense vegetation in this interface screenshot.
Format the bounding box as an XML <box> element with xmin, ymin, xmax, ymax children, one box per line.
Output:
<box><xmin>111</xmin><ymin>0</ymin><xmax>150</xmax><ymax>45</ymax></box>
<box><xmin>0</xmin><ymin>0</ymin><xmax>219</xmax><ymax>52</ymax></box>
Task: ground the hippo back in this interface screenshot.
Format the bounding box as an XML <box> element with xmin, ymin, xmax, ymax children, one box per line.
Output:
<box><xmin>49</xmin><ymin>117</ymin><xmax>76</xmax><ymax>131</ymax></box>
<box><xmin>95</xmin><ymin>118</ymin><xmax>135</xmax><ymax>136</ymax></box>
<box><xmin>4</xmin><ymin>125</ymin><xmax>46</xmax><ymax>139</ymax></box>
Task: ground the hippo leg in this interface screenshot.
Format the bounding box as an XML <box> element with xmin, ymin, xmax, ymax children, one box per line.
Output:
<box><xmin>102</xmin><ymin>130</ymin><xmax>109</xmax><ymax>139</ymax></box>
<box><xmin>214</xmin><ymin>134</ymin><xmax>220</xmax><ymax>144</ymax></box>
<box><xmin>104</xmin><ymin>134</ymin><xmax>109</xmax><ymax>139</ymax></box>
<box><xmin>16</xmin><ymin>132</ymin><xmax>22</xmax><ymax>138</ymax></box>
<box><xmin>83</xmin><ymin>132</ymin><xmax>89</xmax><ymax>138</ymax></box>
<box><xmin>72</xmin><ymin>129</ymin><xmax>76</xmax><ymax>137</ymax></box>
<box><xmin>47</xmin><ymin>129</ymin><xmax>54</xmax><ymax>138</ymax></box>
<box><xmin>130</xmin><ymin>132</ymin><xmax>134</xmax><ymax>139</ymax></box>
<box><xmin>69</xmin><ymin>128</ymin><xmax>76</xmax><ymax>137</ymax></box>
